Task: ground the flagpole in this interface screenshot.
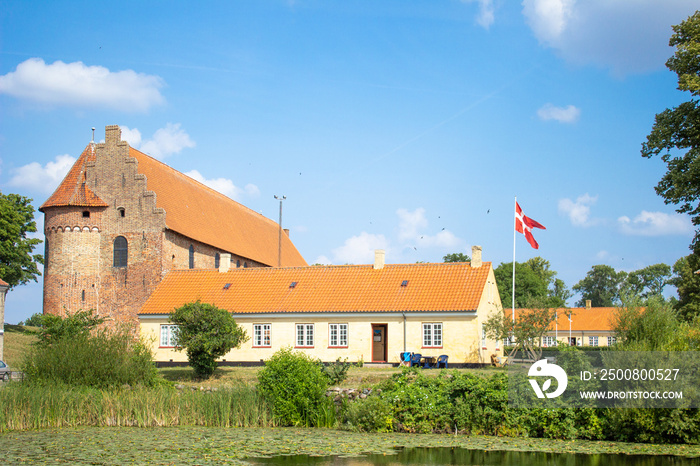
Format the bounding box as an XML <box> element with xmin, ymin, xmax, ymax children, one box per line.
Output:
<box><xmin>512</xmin><ymin>196</ymin><xmax>516</xmax><ymax>324</ymax></box>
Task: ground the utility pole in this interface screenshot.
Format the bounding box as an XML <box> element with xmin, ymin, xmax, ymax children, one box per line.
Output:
<box><xmin>274</xmin><ymin>195</ymin><xmax>286</xmax><ymax>267</ymax></box>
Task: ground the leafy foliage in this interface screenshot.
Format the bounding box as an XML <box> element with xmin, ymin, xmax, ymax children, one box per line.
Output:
<box><xmin>442</xmin><ymin>252</ymin><xmax>470</xmax><ymax>263</ymax></box>
<box><xmin>169</xmin><ymin>301</ymin><xmax>248</xmax><ymax>379</ymax></box>
<box><xmin>37</xmin><ymin>309</ymin><xmax>103</xmax><ymax>346</ymax></box>
<box><xmin>319</xmin><ymin>357</ymin><xmax>352</xmax><ymax>385</ymax></box>
<box><xmin>670</xmin><ymin>253</ymin><xmax>700</xmax><ymax>321</ymax></box>
<box><xmin>23</xmin><ymin>324</ymin><xmax>159</xmax><ymax>389</ymax></box>
<box><xmin>494</xmin><ymin>258</ymin><xmax>570</xmax><ymax>308</ymax></box>
<box><xmin>641</xmin><ymin>11</ymin><xmax>700</xmax><ymax>251</ymax></box>
<box><xmin>257</xmin><ymin>348</ymin><xmax>332</xmax><ymax>427</ymax></box>
<box><xmin>19</xmin><ymin>312</ymin><xmax>44</xmax><ymax>327</ymax></box>
<box><xmin>0</xmin><ymin>192</ymin><xmax>43</xmax><ymax>288</ymax></box>
<box><xmin>572</xmin><ymin>264</ymin><xmax>627</xmax><ymax>307</ymax></box>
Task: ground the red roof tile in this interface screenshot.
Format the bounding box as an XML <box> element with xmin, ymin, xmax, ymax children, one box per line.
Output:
<box><xmin>139</xmin><ymin>261</ymin><xmax>492</xmax><ymax>315</ymax></box>
<box><xmin>39</xmin><ymin>145</ymin><xmax>108</xmax><ymax>210</ymax></box>
<box><xmin>127</xmin><ymin>147</ymin><xmax>307</xmax><ymax>267</ymax></box>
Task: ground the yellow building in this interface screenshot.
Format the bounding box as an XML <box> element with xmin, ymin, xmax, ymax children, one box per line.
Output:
<box><xmin>139</xmin><ymin>248</ymin><xmax>503</xmax><ymax>366</ymax></box>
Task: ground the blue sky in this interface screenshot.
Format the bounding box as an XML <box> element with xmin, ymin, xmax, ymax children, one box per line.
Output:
<box><xmin>1</xmin><ymin>0</ymin><xmax>698</xmax><ymax>324</ymax></box>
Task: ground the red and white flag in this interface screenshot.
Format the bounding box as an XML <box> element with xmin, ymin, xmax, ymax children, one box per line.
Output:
<box><xmin>515</xmin><ymin>202</ymin><xmax>546</xmax><ymax>249</ymax></box>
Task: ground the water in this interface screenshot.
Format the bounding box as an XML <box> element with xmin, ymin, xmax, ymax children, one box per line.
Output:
<box><xmin>250</xmin><ymin>446</ymin><xmax>700</xmax><ymax>465</ymax></box>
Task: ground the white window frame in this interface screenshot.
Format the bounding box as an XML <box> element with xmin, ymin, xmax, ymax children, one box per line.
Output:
<box><xmin>160</xmin><ymin>324</ymin><xmax>178</xmax><ymax>347</ymax></box>
<box><xmin>422</xmin><ymin>322</ymin><xmax>442</xmax><ymax>348</ymax></box>
<box><xmin>542</xmin><ymin>336</ymin><xmax>556</xmax><ymax>347</ymax></box>
<box><xmin>253</xmin><ymin>323</ymin><xmax>271</xmax><ymax>347</ymax></box>
<box><xmin>296</xmin><ymin>323</ymin><xmax>314</xmax><ymax>347</ymax></box>
<box><xmin>588</xmin><ymin>336</ymin><xmax>599</xmax><ymax>347</ymax></box>
<box><xmin>329</xmin><ymin>323</ymin><xmax>348</xmax><ymax>347</ymax></box>
<box><xmin>607</xmin><ymin>336</ymin><xmax>617</xmax><ymax>346</ymax></box>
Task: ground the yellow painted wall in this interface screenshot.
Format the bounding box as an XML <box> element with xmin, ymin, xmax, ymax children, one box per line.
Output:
<box><xmin>140</xmin><ymin>267</ymin><xmax>504</xmax><ymax>365</ymax></box>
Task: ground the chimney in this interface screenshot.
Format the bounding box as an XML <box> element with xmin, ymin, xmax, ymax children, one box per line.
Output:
<box><xmin>283</xmin><ymin>228</ymin><xmax>290</xmax><ymax>237</ymax></box>
<box><xmin>471</xmin><ymin>245</ymin><xmax>482</xmax><ymax>268</ymax></box>
<box><xmin>105</xmin><ymin>125</ymin><xmax>121</xmax><ymax>146</ymax></box>
<box><xmin>219</xmin><ymin>253</ymin><xmax>231</xmax><ymax>273</ymax></box>
<box><xmin>585</xmin><ymin>299</ymin><xmax>591</xmax><ymax>309</ymax></box>
<box><xmin>374</xmin><ymin>249</ymin><xmax>385</xmax><ymax>270</ymax></box>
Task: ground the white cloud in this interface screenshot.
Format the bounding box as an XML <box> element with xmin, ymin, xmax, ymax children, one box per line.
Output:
<box><xmin>537</xmin><ymin>103</ymin><xmax>580</xmax><ymax>123</ymax></box>
<box><xmin>521</xmin><ymin>0</ymin><xmax>698</xmax><ymax>75</ymax></box>
<box><xmin>0</xmin><ymin>58</ymin><xmax>164</xmax><ymax>112</ymax></box>
<box><xmin>618</xmin><ymin>211</ymin><xmax>692</xmax><ymax>236</ymax></box>
<box><xmin>7</xmin><ymin>154</ymin><xmax>76</xmax><ymax>193</ymax></box>
<box><xmin>184</xmin><ymin>169</ymin><xmax>259</xmax><ymax>201</ymax></box>
<box><xmin>137</xmin><ymin>123</ymin><xmax>195</xmax><ymax>160</ymax></box>
<box><xmin>397</xmin><ymin>207</ymin><xmax>461</xmax><ymax>248</ymax></box>
<box><xmin>120</xmin><ymin>127</ymin><xmax>142</xmax><ymax>148</ymax></box>
<box><xmin>558</xmin><ymin>193</ymin><xmax>597</xmax><ymax>226</ymax></box>
<box><xmin>313</xmin><ymin>255</ymin><xmax>332</xmax><ymax>265</ymax></box>
<box><xmin>332</xmin><ymin>232</ymin><xmax>389</xmax><ymax>264</ymax></box>
<box><xmin>462</xmin><ymin>0</ymin><xmax>495</xmax><ymax>29</ymax></box>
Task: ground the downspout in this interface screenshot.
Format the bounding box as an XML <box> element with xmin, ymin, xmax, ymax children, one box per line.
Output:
<box><xmin>402</xmin><ymin>313</ymin><xmax>406</xmax><ymax>353</ymax></box>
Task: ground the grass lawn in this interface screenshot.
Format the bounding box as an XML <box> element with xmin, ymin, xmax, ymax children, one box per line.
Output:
<box><xmin>2</xmin><ymin>324</ymin><xmax>38</xmax><ymax>367</ymax></box>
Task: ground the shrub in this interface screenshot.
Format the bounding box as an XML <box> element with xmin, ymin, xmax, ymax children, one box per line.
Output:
<box><xmin>343</xmin><ymin>396</ymin><xmax>394</xmax><ymax>432</ymax></box>
<box><xmin>257</xmin><ymin>348</ymin><xmax>330</xmax><ymax>427</ymax></box>
<box><xmin>320</xmin><ymin>357</ymin><xmax>351</xmax><ymax>385</ymax></box>
<box><xmin>22</xmin><ymin>326</ymin><xmax>160</xmax><ymax>389</ymax></box>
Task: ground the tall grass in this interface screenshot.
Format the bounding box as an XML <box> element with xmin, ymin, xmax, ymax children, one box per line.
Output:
<box><xmin>0</xmin><ymin>384</ymin><xmax>278</xmax><ymax>432</ymax></box>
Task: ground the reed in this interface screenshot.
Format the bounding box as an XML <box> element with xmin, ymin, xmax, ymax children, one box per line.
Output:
<box><xmin>0</xmin><ymin>383</ymin><xmax>278</xmax><ymax>431</ymax></box>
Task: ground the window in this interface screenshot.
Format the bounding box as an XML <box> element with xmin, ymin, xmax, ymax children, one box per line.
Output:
<box><xmin>215</xmin><ymin>253</ymin><xmax>220</xmax><ymax>269</ymax></box>
<box><xmin>236</xmin><ymin>260</ymin><xmax>241</xmax><ymax>268</ymax></box>
<box><xmin>588</xmin><ymin>336</ymin><xmax>599</xmax><ymax>347</ymax></box>
<box><xmin>607</xmin><ymin>336</ymin><xmax>617</xmax><ymax>346</ymax></box>
<box><xmin>481</xmin><ymin>323</ymin><xmax>487</xmax><ymax>348</ymax></box>
<box><xmin>117</xmin><ymin>207</ymin><xmax>125</xmax><ymax>218</ymax></box>
<box><xmin>542</xmin><ymin>336</ymin><xmax>556</xmax><ymax>347</ymax></box>
<box><xmin>113</xmin><ymin>236</ymin><xmax>128</xmax><ymax>267</ymax></box>
<box><xmin>329</xmin><ymin>323</ymin><xmax>348</xmax><ymax>347</ymax></box>
<box><xmin>189</xmin><ymin>245</ymin><xmax>194</xmax><ymax>269</ymax></box>
<box><xmin>422</xmin><ymin>323</ymin><xmax>442</xmax><ymax>347</ymax></box>
<box><xmin>254</xmin><ymin>324</ymin><xmax>271</xmax><ymax>347</ymax></box>
<box><xmin>82</xmin><ymin>210</ymin><xmax>90</xmax><ymax>218</ymax></box>
<box><xmin>160</xmin><ymin>325</ymin><xmax>178</xmax><ymax>347</ymax></box>
<box><xmin>296</xmin><ymin>324</ymin><xmax>314</xmax><ymax>347</ymax></box>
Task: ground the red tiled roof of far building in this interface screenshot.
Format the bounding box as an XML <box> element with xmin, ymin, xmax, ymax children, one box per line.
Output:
<box><xmin>139</xmin><ymin>261</ymin><xmax>492</xmax><ymax>315</ymax></box>
<box><xmin>39</xmin><ymin>145</ymin><xmax>108</xmax><ymax>210</ymax></box>
<box><xmin>506</xmin><ymin>307</ymin><xmax>617</xmax><ymax>332</ymax></box>
<box><xmin>126</xmin><ymin>147</ymin><xmax>307</xmax><ymax>268</ymax></box>
<box><xmin>0</xmin><ymin>278</ymin><xmax>8</xmax><ymax>287</ymax></box>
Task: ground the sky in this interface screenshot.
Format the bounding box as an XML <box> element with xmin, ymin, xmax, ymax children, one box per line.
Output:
<box><xmin>1</xmin><ymin>0</ymin><xmax>698</xmax><ymax>324</ymax></box>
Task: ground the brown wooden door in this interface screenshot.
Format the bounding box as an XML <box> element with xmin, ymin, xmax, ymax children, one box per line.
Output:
<box><xmin>371</xmin><ymin>324</ymin><xmax>387</xmax><ymax>362</ymax></box>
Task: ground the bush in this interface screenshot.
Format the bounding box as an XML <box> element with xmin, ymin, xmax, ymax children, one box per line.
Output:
<box><xmin>320</xmin><ymin>357</ymin><xmax>352</xmax><ymax>385</ymax></box>
<box><xmin>22</xmin><ymin>326</ymin><xmax>160</xmax><ymax>389</ymax></box>
<box><xmin>257</xmin><ymin>348</ymin><xmax>331</xmax><ymax>427</ymax></box>
<box><xmin>343</xmin><ymin>396</ymin><xmax>394</xmax><ymax>432</ymax></box>
<box><xmin>19</xmin><ymin>312</ymin><xmax>44</xmax><ymax>327</ymax></box>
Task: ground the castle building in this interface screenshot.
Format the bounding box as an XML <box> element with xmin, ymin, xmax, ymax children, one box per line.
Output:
<box><xmin>40</xmin><ymin>125</ymin><xmax>307</xmax><ymax>324</ymax></box>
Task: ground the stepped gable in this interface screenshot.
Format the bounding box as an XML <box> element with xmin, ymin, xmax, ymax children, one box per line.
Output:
<box><xmin>139</xmin><ymin>261</ymin><xmax>492</xmax><ymax>315</ymax></box>
<box><xmin>39</xmin><ymin>145</ymin><xmax>108</xmax><ymax>211</ymax></box>
<box><xmin>127</xmin><ymin>146</ymin><xmax>307</xmax><ymax>268</ymax></box>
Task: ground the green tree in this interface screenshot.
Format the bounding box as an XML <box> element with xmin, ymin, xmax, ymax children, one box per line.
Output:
<box><xmin>572</xmin><ymin>265</ymin><xmax>627</xmax><ymax>307</ymax></box>
<box><xmin>483</xmin><ymin>297</ymin><xmax>558</xmax><ymax>362</ymax></box>
<box><xmin>669</xmin><ymin>253</ymin><xmax>700</xmax><ymax>321</ymax></box>
<box><xmin>37</xmin><ymin>309</ymin><xmax>104</xmax><ymax>346</ymax></box>
<box><xmin>0</xmin><ymin>192</ymin><xmax>43</xmax><ymax>287</ymax></box>
<box><xmin>169</xmin><ymin>301</ymin><xmax>248</xmax><ymax>379</ymax></box>
<box><xmin>641</xmin><ymin>11</ymin><xmax>700</xmax><ymax>251</ymax></box>
<box><xmin>443</xmin><ymin>252</ymin><xmax>470</xmax><ymax>263</ymax></box>
<box><xmin>624</xmin><ymin>263</ymin><xmax>672</xmax><ymax>300</ymax></box>
<box><xmin>494</xmin><ymin>257</ymin><xmax>569</xmax><ymax>308</ymax></box>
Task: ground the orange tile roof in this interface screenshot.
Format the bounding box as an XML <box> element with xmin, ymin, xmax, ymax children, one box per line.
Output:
<box><xmin>39</xmin><ymin>145</ymin><xmax>108</xmax><ymax>210</ymax></box>
<box><xmin>127</xmin><ymin>147</ymin><xmax>307</xmax><ymax>268</ymax></box>
<box><xmin>139</xmin><ymin>261</ymin><xmax>492</xmax><ymax>315</ymax></box>
<box><xmin>0</xmin><ymin>278</ymin><xmax>8</xmax><ymax>287</ymax></box>
<box><xmin>506</xmin><ymin>307</ymin><xmax>617</xmax><ymax>332</ymax></box>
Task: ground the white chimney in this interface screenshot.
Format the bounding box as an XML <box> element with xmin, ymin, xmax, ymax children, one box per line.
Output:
<box><xmin>374</xmin><ymin>249</ymin><xmax>385</xmax><ymax>270</ymax></box>
<box><xmin>219</xmin><ymin>253</ymin><xmax>231</xmax><ymax>273</ymax></box>
<box><xmin>471</xmin><ymin>245</ymin><xmax>482</xmax><ymax>268</ymax></box>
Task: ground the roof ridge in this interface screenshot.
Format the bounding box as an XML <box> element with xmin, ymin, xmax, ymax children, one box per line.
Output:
<box><xmin>128</xmin><ymin>146</ymin><xmax>279</xmax><ymax>227</ymax></box>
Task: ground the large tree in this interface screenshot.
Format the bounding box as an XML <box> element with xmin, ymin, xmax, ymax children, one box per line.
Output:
<box><xmin>0</xmin><ymin>192</ymin><xmax>43</xmax><ymax>288</ymax></box>
<box><xmin>494</xmin><ymin>257</ymin><xmax>570</xmax><ymax>308</ymax></box>
<box><xmin>572</xmin><ymin>265</ymin><xmax>627</xmax><ymax>307</ymax></box>
<box><xmin>169</xmin><ymin>301</ymin><xmax>248</xmax><ymax>379</ymax></box>
<box><xmin>669</xmin><ymin>253</ymin><xmax>700</xmax><ymax>321</ymax></box>
<box><xmin>641</xmin><ymin>11</ymin><xmax>700</xmax><ymax>251</ymax></box>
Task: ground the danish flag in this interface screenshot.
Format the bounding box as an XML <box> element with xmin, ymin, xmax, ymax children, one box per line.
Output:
<box><xmin>515</xmin><ymin>202</ymin><xmax>546</xmax><ymax>249</ymax></box>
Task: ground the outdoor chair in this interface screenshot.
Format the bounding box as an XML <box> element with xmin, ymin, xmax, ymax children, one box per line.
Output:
<box><xmin>410</xmin><ymin>353</ymin><xmax>422</xmax><ymax>367</ymax></box>
<box><xmin>399</xmin><ymin>352</ymin><xmax>412</xmax><ymax>366</ymax></box>
<box><xmin>436</xmin><ymin>355</ymin><xmax>448</xmax><ymax>369</ymax></box>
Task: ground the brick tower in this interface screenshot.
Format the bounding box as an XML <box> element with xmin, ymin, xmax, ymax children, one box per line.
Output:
<box><xmin>40</xmin><ymin>125</ymin><xmax>307</xmax><ymax>325</ymax></box>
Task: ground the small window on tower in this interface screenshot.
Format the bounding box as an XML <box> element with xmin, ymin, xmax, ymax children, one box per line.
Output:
<box><xmin>82</xmin><ymin>210</ymin><xmax>90</xmax><ymax>218</ymax></box>
<box><xmin>117</xmin><ymin>207</ymin><xmax>125</xmax><ymax>218</ymax></box>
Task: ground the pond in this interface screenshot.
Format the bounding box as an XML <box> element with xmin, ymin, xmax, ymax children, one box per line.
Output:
<box><xmin>250</xmin><ymin>447</ymin><xmax>700</xmax><ymax>465</ymax></box>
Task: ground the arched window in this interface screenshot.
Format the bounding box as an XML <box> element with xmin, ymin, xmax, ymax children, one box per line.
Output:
<box><xmin>189</xmin><ymin>244</ymin><xmax>195</xmax><ymax>269</ymax></box>
<box><xmin>236</xmin><ymin>260</ymin><xmax>241</xmax><ymax>268</ymax></box>
<box><xmin>44</xmin><ymin>238</ymin><xmax>49</xmax><ymax>270</ymax></box>
<box><xmin>113</xmin><ymin>236</ymin><xmax>128</xmax><ymax>267</ymax></box>
<box><xmin>215</xmin><ymin>253</ymin><xmax>220</xmax><ymax>269</ymax></box>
